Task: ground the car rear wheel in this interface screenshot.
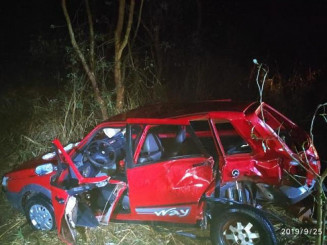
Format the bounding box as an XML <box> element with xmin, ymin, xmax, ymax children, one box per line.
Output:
<box><xmin>24</xmin><ymin>195</ymin><xmax>55</xmax><ymax>231</ymax></box>
<box><xmin>210</xmin><ymin>205</ymin><xmax>277</xmax><ymax>245</ymax></box>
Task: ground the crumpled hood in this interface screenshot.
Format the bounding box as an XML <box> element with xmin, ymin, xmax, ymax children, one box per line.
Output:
<box><xmin>6</xmin><ymin>156</ymin><xmax>57</xmax><ymax>179</ymax></box>
<box><xmin>6</xmin><ymin>142</ymin><xmax>78</xmax><ymax>179</ymax></box>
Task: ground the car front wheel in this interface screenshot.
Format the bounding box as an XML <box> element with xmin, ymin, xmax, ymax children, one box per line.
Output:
<box><xmin>24</xmin><ymin>195</ymin><xmax>56</xmax><ymax>231</ymax></box>
<box><xmin>210</xmin><ymin>205</ymin><xmax>277</xmax><ymax>245</ymax></box>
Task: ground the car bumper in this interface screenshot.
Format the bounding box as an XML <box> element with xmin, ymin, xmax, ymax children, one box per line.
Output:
<box><xmin>256</xmin><ymin>182</ymin><xmax>315</xmax><ymax>204</ymax></box>
<box><xmin>3</xmin><ymin>189</ymin><xmax>23</xmax><ymax>211</ymax></box>
<box><xmin>279</xmin><ymin>183</ymin><xmax>314</xmax><ymax>204</ymax></box>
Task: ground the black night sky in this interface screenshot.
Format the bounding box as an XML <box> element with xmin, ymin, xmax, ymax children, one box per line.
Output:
<box><xmin>1</xmin><ymin>1</ymin><xmax>327</xmax><ymax>90</ymax></box>
<box><xmin>0</xmin><ymin>0</ymin><xmax>327</xmax><ymax>157</ymax></box>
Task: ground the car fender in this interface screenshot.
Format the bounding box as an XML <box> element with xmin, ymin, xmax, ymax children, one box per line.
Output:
<box><xmin>19</xmin><ymin>184</ymin><xmax>52</xmax><ymax>210</ymax></box>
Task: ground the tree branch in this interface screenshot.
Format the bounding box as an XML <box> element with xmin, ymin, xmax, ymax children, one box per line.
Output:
<box><xmin>85</xmin><ymin>0</ymin><xmax>95</xmax><ymax>72</ymax></box>
<box><xmin>132</xmin><ymin>0</ymin><xmax>144</xmax><ymax>43</ymax></box>
<box><xmin>62</xmin><ymin>0</ymin><xmax>108</xmax><ymax>119</ymax></box>
<box><xmin>115</xmin><ymin>0</ymin><xmax>126</xmax><ymax>49</ymax></box>
<box><xmin>62</xmin><ymin>0</ymin><xmax>89</xmax><ymax>76</ymax></box>
<box><xmin>120</xmin><ymin>0</ymin><xmax>135</xmax><ymax>54</ymax></box>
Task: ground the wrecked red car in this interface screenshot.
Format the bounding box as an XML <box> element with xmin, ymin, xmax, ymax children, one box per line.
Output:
<box><xmin>2</xmin><ymin>100</ymin><xmax>320</xmax><ymax>244</ymax></box>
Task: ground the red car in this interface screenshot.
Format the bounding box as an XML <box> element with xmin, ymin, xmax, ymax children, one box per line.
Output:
<box><xmin>2</xmin><ymin>100</ymin><xmax>320</xmax><ymax>245</ymax></box>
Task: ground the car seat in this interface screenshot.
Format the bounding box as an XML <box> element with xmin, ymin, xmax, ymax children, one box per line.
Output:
<box><xmin>138</xmin><ymin>133</ymin><xmax>163</xmax><ymax>163</ymax></box>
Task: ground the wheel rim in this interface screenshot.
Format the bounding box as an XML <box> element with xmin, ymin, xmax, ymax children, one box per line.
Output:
<box><xmin>29</xmin><ymin>204</ymin><xmax>53</xmax><ymax>230</ymax></box>
<box><xmin>222</xmin><ymin>219</ymin><xmax>260</xmax><ymax>245</ymax></box>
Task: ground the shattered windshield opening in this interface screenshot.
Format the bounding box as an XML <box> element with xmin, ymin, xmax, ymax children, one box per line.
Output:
<box><xmin>70</xmin><ymin>126</ymin><xmax>127</xmax><ymax>179</ymax></box>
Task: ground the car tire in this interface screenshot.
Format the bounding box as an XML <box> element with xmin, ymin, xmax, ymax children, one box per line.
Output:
<box><xmin>210</xmin><ymin>205</ymin><xmax>277</xmax><ymax>245</ymax></box>
<box><xmin>24</xmin><ymin>195</ymin><xmax>56</xmax><ymax>231</ymax></box>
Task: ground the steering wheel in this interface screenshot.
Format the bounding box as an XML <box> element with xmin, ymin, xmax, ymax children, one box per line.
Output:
<box><xmin>83</xmin><ymin>140</ymin><xmax>116</xmax><ymax>169</ymax></box>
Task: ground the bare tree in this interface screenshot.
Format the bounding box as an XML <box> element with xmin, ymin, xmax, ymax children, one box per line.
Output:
<box><xmin>114</xmin><ymin>0</ymin><xmax>135</xmax><ymax>112</ymax></box>
<box><xmin>311</xmin><ymin>102</ymin><xmax>327</xmax><ymax>245</ymax></box>
<box><xmin>62</xmin><ymin>0</ymin><xmax>109</xmax><ymax>119</ymax></box>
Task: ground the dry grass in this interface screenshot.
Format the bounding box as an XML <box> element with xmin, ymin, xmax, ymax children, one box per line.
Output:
<box><xmin>0</xmin><ymin>186</ymin><xmax>211</xmax><ymax>245</ymax></box>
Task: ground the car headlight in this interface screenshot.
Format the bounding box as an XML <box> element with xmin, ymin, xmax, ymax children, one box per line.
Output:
<box><xmin>2</xmin><ymin>176</ymin><xmax>9</xmax><ymax>190</ymax></box>
<box><xmin>35</xmin><ymin>163</ymin><xmax>54</xmax><ymax>176</ymax></box>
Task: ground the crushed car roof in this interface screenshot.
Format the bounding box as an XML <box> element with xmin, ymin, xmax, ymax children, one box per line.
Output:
<box><xmin>108</xmin><ymin>100</ymin><xmax>257</xmax><ymax>121</ymax></box>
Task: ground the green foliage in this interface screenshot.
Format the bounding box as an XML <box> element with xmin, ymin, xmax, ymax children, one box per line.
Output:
<box><xmin>125</xmin><ymin>70</ymin><xmax>167</xmax><ymax>110</ymax></box>
<box><xmin>14</xmin><ymin>228</ymin><xmax>24</xmax><ymax>242</ymax></box>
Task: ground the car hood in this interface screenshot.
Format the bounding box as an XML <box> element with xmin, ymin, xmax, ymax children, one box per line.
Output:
<box><xmin>6</xmin><ymin>155</ymin><xmax>57</xmax><ymax>179</ymax></box>
<box><xmin>15</xmin><ymin>156</ymin><xmax>57</xmax><ymax>171</ymax></box>
<box><xmin>6</xmin><ymin>143</ymin><xmax>78</xmax><ymax>179</ymax></box>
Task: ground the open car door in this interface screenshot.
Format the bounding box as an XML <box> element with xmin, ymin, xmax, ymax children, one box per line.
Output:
<box><xmin>51</xmin><ymin>139</ymin><xmax>110</xmax><ymax>243</ymax></box>
<box><xmin>125</xmin><ymin>118</ymin><xmax>215</xmax><ymax>224</ymax></box>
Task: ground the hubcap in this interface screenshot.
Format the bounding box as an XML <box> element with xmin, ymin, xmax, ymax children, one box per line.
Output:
<box><xmin>29</xmin><ymin>204</ymin><xmax>53</xmax><ymax>230</ymax></box>
<box><xmin>223</xmin><ymin>221</ymin><xmax>260</xmax><ymax>245</ymax></box>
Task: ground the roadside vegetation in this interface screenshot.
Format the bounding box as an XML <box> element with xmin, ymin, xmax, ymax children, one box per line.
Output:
<box><xmin>0</xmin><ymin>62</ymin><xmax>325</xmax><ymax>245</ymax></box>
<box><xmin>1</xmin><ymin>1</ymin><xmax>326</xmax><ymax>244</ymax></box>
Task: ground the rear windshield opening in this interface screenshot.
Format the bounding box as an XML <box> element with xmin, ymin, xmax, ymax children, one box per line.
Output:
<box><xmin>257</xmin><ymin>105</ymin><xmax>309</xmax><ymax>152</ymax></box>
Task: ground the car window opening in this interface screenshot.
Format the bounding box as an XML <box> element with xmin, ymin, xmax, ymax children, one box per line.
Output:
<box><xmin>215</xmin><ymin>120</ymin><xmax>252</xmax><ymax>155</ymax></box>
<box><xmin>136</xmin><ymin>124</ymin><xmax>208</xmax><ymax>165</ymax></box>
<box><xmin>190</xmin><ymin>120</ymin><xmax>220</xmax><ymax>162</ymax></box>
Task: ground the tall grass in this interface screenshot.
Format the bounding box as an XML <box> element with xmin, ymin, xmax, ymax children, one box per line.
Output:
<box><xmin>24</xmin><ymin>78</ymin><xmax>101</xmax><ymax>158</ymax></box>
<box><xmin>0</xmin><ymin>76</ymin><xmax>105</xmax><ymax>166</ymax></box>
<box><xmin>0</xmin><ymin>68</ymin><xmax>166</xmax><ymax>167</ymax></box>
